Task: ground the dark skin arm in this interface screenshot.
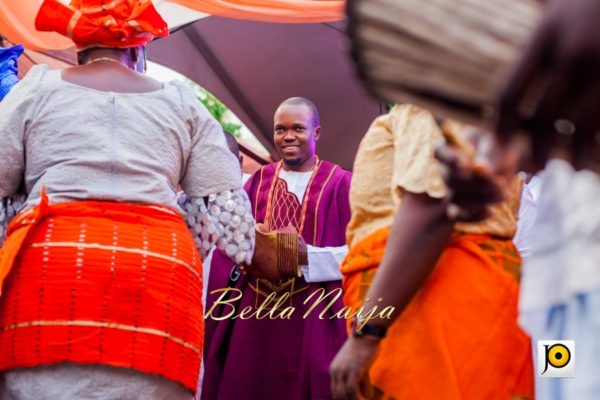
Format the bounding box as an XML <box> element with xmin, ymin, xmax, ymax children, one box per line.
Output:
<box><xmin>330</xmin><ymin>192</ymin><xmax>454</xmax><ymax>400</ymax></box>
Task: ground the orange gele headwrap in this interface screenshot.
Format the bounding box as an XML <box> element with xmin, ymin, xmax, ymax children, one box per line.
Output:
<box><xmin>34</xmin><ymin>0</ymin><xmax>168</xmax><ymax>50</ymax></box>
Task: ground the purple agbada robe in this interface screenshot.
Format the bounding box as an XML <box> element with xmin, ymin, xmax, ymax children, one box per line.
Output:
<box><xmin>202</xmin><ymin>160</ymin><xmax>351</xmax><ymax>400</ymax></box>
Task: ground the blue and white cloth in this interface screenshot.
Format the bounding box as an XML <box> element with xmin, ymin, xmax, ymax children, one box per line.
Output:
<box><xmin>0</xmin><ymin>44</ymin><xmax>24</xmax><ymax>101</ymax></box>
<box><xmin>520</xmin><ymin>159</ymin><xmax>600</xmax><ymax>399</ymax></box>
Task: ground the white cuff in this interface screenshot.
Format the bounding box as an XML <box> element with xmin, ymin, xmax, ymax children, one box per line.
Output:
<box><xmin>301</xmin><ymin>244</ymin><xmax>348</xmax><ymax>283</ymax></box>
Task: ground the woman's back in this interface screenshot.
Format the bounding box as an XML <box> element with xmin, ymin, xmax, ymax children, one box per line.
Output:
<box><xmin>0</xmin><ymin>3</ymin><xmax>253</xmax><ymax>398</ymax></box>
<box><xmin>0</xmin><ymin>64</ymin><xmax>240</xmax><ymax>211</ymax></box>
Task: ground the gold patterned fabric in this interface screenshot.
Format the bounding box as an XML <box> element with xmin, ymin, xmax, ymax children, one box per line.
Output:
<box><xmin>347</xmin><ymin>104</ymin><xmax>522</xmax><ymax>248</ymax></box>
<box><xmin>252</xmin><ymin>175</ymin><xmax>309</xmax><ymax>300</ymax></box>
<box><xmin>267</xmin><ymin>179</ymin><xmax>303</xmax><ymax>231</ymax></box>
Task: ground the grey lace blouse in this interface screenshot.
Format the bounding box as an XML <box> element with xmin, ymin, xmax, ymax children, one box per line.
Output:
<box><xmin>0</xmin><ymin>65</ymin><xmax>254</xmax><ymax>264</ymax></box>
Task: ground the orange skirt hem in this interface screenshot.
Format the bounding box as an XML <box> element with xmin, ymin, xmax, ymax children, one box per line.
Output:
<box><xmin>342</xmin><ymin>229</ymin><xmax>534</xmax><ymax>400</ymax></box>
<box><xmin>0</xmin><ymin>195</ymin><xmax>203</xmax><ymax>391</ymax></box>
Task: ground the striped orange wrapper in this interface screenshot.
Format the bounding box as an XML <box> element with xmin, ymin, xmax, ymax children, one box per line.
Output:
<box><xmin>0</xmin><ymin>198</ymin><xmax>203</xmax><ymax>391</ymax></box>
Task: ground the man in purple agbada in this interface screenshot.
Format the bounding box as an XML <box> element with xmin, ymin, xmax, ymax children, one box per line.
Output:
<box><xmin>202</xmin><ymin>97</ymin><xmax>352</xmax><ymax>399</ymax></box>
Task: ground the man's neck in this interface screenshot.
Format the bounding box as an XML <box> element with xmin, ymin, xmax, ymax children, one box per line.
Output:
<box><xmin>282</xmin><ymin>156</ymin><xmax>316</xmax><ymax>172</ymax></box>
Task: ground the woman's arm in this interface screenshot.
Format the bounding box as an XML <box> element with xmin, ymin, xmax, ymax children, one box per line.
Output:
<box><xmin>175</xmin><ymin>81</ymin><xmax>256</xmax><ymax>265</ymax></box>
<box><xmin>178</xmin><ymin>191</ymin><xmax>255</xmax><ymax>265</ymax></box>
<box><xmin>330</xmin><ymin>192</ymin><xmax>453</xmax><ymax>400</ymax></box>
<box><xmin>358</xmin><ymin>192</ymin><xmax>453</xmax><ymax>327</ymax></box>
<box><xmin>0</xmin><ymin>194</ymin><xmax>26</xmax><ymax>246</ymax></box>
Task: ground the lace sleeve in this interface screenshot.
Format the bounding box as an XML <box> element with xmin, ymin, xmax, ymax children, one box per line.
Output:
<box><xmin>178</xmin><ymin>189</ymin><xmax>255</xmax><ymax>265</ymax></box>
<box><xmin>0</xmin><ymin>194</ymin><xmax>25</xmax><ymax>246</ymax></box>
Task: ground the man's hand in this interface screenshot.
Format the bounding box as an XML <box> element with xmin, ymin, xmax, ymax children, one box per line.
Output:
<box><xmin>330</xmin><ymin>336</ymin><xmax>379</xmax><ymax>400</ymax></box>
<box><xmin>497</xmin><ymin>0</ymin><xmax>600</xmax><ymax>171</ymax></box>
<box><xmin>247</xmin><ymin>224</ymin><xmax>307</xmax><ymax>280</ymax></box>
<box><xmin>297</xmin><ymin>234</ymin><xmax>308</xmax><ymax>267</ymax></box>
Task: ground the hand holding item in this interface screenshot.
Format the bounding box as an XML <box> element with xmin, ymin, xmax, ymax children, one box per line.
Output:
<box><xmin>245</xmin><ymin>223</ymin><xmax>306</xmax><ymax>280</ymax></box>
<box><xmin>296</xmin><ymin>234</ymin><xmax>308</xmax><ymax>272</ymax></box>
<box><xmin>435</xmin><ymin>122</ymin><xmax>515</xmax><ymax>223</ymax></box>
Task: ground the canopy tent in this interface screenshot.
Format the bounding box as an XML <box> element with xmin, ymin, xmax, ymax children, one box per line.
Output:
<box><xmin>0</xmin><ymin>0</ymin><xmax>344</xmax><ymax>50</ymax></box>
<box><xmin>148</xmin><ymin>17</ymin><xmax>382</xmax><ymax>169</ymax></box>
<box><xmin>0</xmin><ymin>0</ymin><xmax>382</xmax><ymax>170</ymax></box>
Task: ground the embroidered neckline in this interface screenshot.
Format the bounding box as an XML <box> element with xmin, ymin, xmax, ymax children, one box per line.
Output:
<box><xmin>264</xmin><ymin>157</ymin><xmax>321</xmax><ymax>234</ymax></box>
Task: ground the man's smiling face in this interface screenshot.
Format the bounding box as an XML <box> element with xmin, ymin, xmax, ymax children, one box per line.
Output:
<box><xmin>273</xmin><ymin>104</ymin><xmax>320</xmax><ymax>171</ymax></box>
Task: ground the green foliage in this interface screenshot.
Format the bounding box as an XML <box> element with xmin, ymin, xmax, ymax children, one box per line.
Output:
<box><xmin>187</xmin><ymin>79</ymin><xmax>242</xmax><ymax>137</ymax></box>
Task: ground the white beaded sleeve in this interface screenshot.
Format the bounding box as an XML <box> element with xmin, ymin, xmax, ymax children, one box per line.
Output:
<box><xmin>178</xmin><ymin>189</ymin><xmax>255</xmax><ymax>265</ymax></box>
<box><xmin>0</xmin><ymin>194</ymin><xmax>26</xmax><ymax>246</ymax></box>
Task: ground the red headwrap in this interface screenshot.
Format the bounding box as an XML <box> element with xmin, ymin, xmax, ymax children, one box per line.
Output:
<box><xmin>35</xmin><ymin>0</ymin><xmax>168</xmax><ymax>50</ymax></box>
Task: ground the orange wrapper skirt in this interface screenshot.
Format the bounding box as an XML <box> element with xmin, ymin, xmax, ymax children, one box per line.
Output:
<box><xmin>340</xmin><ymin>229</ymin><xmax>534</xmax><ymax>400</ymax></box>
<box><xmin>0</xmin><ymin>194</ymin><xmax>203</xmax><ymax>392</ymax></box>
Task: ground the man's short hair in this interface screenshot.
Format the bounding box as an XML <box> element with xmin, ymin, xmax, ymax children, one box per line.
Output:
<box><xmin>278</xmin><ymin>97</ymin><xmax>320</xmax><ymax>128</ymax></box>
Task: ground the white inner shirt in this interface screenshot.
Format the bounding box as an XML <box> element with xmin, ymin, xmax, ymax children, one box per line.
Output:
<box><xmin>278</xmin><ymin>169</ymin><xmax>313</xmax><ymax>203</ymax></box>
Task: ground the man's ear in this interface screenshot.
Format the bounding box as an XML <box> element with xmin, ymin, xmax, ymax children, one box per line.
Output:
<box><xmin>314</xmin><ymin>126</ymin><xmax>322</xmax><ymax>142</ymax></box>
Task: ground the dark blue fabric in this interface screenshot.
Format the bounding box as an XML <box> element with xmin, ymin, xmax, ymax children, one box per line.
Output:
<box><xmin>0</xmin><ymin>44</ymin><xmax>24</xmax><ymax>101</ymax></box>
